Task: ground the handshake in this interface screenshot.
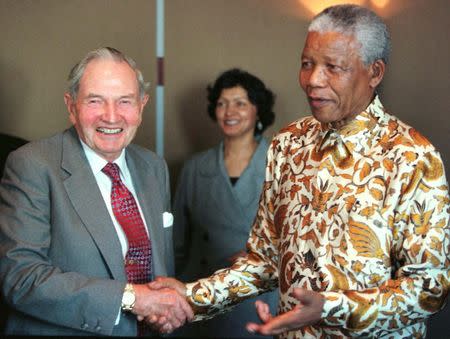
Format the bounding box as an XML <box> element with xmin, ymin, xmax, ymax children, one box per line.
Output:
<box><xmin>130</xmin><ymin>277</ymin><xmax>193</xmax><ymax>334</ymax></box>
<box><xmin>129</xmin><ymin>276</ymin><xmax>325</xmax><ymax>336</ymax></box>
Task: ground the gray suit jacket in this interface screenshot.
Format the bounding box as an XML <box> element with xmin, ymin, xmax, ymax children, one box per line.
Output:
<box><xmin>173</xmin><ymin>137</ymin><xmax>278</xmax><ymax>338</ymax></box>
<box><xmin>0</xmin><ymin>127</ymin><xmax>173</xmax><ymax>336</ymax></box>
<box><xmin>174</xmin><ymin>138</ymin><xmax>269</xmax><ymax>276</ymax></box>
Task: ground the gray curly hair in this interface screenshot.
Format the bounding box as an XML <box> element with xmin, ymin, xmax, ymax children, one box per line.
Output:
<box><xmin>308</xmin><ymin>4</ymin><xmax>391</xmax><ymax>65</ymax></box>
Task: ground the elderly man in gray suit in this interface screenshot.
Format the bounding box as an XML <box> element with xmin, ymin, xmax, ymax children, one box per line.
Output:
<box><xmin>0</xmin><ymin>47</ymin><xmax>193</xmax><ymax>336</ymax></box>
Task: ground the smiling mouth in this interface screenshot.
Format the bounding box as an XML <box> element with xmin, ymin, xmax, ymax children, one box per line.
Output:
<box><xmin>224</xmin><ymin>119</ymin><xmax>239</xmax><ymax>126</ymax></box>
<box><xmin>96</xmin><ymin>127</ymin><xmax>123</xmax><ymax>135</ymax></box>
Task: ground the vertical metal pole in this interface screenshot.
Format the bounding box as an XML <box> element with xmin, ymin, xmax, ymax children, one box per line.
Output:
<box><xmin>156</xmin><ymin>0</ymin><xmax>164</xmax><ymax>156</ymax></box>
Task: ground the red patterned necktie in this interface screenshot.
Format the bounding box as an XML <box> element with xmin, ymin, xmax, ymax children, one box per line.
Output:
<box><xmin>102</xmin><ymin>162</ymin><xmax>152</xmax><ymax>284</ymax></box>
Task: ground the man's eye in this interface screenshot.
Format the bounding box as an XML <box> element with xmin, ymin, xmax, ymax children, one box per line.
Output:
<box><xmin>327</xmin><ymin>64</ymin><xmax>340</xmax><ymax>71</ymax></box>
<box><xmin>119</xmin><ymin>99</ymin><xmax>132</xmax><ymax>105</ymax></box>
<box><xmin>88</xmin><ymin>98</ymin><xmax>101</xmax><ymax>105</ymax></box>
<box><xmin>301</xmin><ymin>61</ymin><xmax>312</xmax><ymax>69</ymax></box>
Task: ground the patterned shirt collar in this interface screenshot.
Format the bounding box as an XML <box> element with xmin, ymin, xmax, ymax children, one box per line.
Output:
<box><xmin>318</xmin><ymin>95</ymin><xmax>386</xmax><ymax>153</ymax></box>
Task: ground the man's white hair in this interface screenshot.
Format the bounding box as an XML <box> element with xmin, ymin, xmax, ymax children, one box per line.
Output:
<box><xmin>67</xmin><ymin>47</ymin><xmax>150</xmax><ymax>99</ymax></box>
<box><xmin>309</xmin><ymin>4</ymin><xmax>391</xmax><ymax>65</ymax></box>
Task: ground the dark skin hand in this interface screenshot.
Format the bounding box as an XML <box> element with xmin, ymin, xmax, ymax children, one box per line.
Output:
<box><xmin>246</xmin><ymin>288</ymin><xmax>325</xmax><ymax>336</ymax></box>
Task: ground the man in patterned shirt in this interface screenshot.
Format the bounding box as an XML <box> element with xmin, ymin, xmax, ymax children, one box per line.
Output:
<box><xmin>150</xmin><ymin>4</ymin><xmax>449</xmax><ymax>338</ymax></box>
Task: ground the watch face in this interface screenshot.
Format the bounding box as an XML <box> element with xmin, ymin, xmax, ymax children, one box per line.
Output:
<box><xmin>123</xmin><ymin>290</ymin><xmax>135</xmax><ymax>305</ymax></box>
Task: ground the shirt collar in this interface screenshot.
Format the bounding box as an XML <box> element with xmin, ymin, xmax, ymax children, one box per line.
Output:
<box><xmin>80</xmin><ymin>139</ymin><xmax>127</xmax><ymax>175</ymax></box>
<box><xmin>318</xmin><ymin>95</ymin><xmax>385</xmax><ymax>144</ymax></box>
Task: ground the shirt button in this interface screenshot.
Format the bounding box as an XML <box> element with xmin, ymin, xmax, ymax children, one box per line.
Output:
<box><xmin>95</xmin><ymin>325</ymin><xmax>102</xmax><ymax>331</ymax></box>
<box><xmin>81</xmin><ymin>323</ymin><xmax>89</xmax><ymax>330</ymax></box>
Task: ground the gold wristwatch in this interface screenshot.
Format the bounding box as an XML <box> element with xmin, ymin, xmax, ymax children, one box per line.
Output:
<box><xmin>121</xmin><ymin>283</ymin><xmax>136</xmax><ymax>312</ymax></box>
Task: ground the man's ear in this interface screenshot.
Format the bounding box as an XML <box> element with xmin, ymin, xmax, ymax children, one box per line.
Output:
<box><xmin>140</xmin><ymin>94</ymin><xmax>149</xmax><ymax>112</ymax></box>
<box><xmin>64</xmin><ymin>93</ymin><xmax>74</xmax><ymax>113</ymax></box>
<box><xmin>64</xmin><ymin>93</ymin><xmax>77</xmax><ymax>124</ymax></box>
<box><xmin>369</xmin><ymin>59</ymin><xmax>386</xmax><ymax>89</ymax></box>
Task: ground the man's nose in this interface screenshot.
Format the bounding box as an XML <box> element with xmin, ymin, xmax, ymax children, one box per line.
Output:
<box><xmin>308</xmin><ymin>66</ymin><xmax>327</xmax><ymax>87</ymax></box>
<box><xmin>103</xmin><ymin>102</ymin><xmax>120</xmax><ymax>122</ymax></box>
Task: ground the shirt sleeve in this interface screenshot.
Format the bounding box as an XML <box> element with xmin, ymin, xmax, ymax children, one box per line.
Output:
<box><xmin>320</xmin><ymin>150</ymin><xmax>450</xmax><ymax>337</ymax></box>
<box><xmin>186</xmin><ymin>141</ymin><xmax>280</xmax><ymax>320</ymax></box>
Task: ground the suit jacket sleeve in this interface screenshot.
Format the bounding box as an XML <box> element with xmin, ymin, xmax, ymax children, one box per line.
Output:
<box><xmin>0</xmin><ymin>146</ymin><xmax>125</xmax><ymax>335</ymax></box>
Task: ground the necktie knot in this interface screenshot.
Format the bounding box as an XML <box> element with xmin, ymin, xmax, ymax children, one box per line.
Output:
<box><xmin>102</xmin><ymin>162</ymin><xmax>121</xmax><ymax>182</ymax></box>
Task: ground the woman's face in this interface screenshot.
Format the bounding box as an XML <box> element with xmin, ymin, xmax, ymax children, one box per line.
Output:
<box><xmin>215</xmin><ymin>86</ymin><xmax>258</xmax><ymax>139</ymax></box>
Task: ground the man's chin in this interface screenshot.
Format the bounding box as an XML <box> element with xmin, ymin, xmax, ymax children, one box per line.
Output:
<box><xmin>310</xmin><ymin>111</ymin><xmax>334</xmax><ymax>124</ymax></box>
<box><xmin>92</xmin><ymin>143</ymin><xmax>127</xmax><ymax>161</ymax></box>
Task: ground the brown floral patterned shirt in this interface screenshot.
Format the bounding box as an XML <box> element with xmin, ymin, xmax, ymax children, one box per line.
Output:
<box><xmin>186</xmin><ymin>96</ymin><xmax>450</xmax><ymax>338</ymax></box>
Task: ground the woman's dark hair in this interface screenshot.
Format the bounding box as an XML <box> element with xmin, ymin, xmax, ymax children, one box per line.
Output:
<box><xmin>207</xmin><ymin>68</ymin><xmax>275</xmax><ymax>135</ymax></box>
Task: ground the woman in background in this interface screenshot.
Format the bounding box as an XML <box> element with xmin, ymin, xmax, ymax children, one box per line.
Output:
<box><xmin>173</xmin><ymin>68</ymin><xmax>278</xmax><ymax>338</ymax></box>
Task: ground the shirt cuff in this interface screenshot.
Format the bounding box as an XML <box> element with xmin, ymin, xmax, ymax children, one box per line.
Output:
<box><xmin>115</xmin><ymin>308</ymin><xmax>121</xmax><ymax>325</ymax></box>
<box><xmin>185</xmin><ymin>281</ymin><xmax>215</xmax><ymax>321</ymax></box>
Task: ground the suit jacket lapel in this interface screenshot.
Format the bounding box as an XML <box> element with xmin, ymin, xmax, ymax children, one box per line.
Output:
<box><xmin>233</xmin><ymin>137</ymin><xmax>269</xmax><ymax>220</ymax></box>
<box><xmin>199</xmin><ymin>143</ymin><xmax>244</xmax><ymax>225</ymax></box>
<box><xmin>199</xmin><ymin>139</ymin><xmax>269</xmax><ymax>225</ymax></box>
<box><xmin>61</xmin><ymin>128</ymin><xmax>126</xmax><ymax>281</ymax></box>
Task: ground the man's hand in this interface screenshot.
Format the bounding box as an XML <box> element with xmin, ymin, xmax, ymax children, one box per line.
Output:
<box><xmin>140</xmin><ymin>276</ymin><xmax>190</xmax><ymax>333</ymax></box>
<box><xmin>132</xmin><ymin>283</ymin><xmax>193</xmax><ymax>334</ymax></box>
<box><xmin>246</xmin><ymin>288</ymin><xmax>324</xmax><ymax>336</ymax></box>
<box><xmin>148</xmin><ymin>276</ymin><xmax>187</xmax><ymax>296</ymax></box>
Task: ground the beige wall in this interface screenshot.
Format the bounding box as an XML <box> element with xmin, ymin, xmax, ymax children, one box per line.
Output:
<box><xmin>1</xmin><ymin>0</ymin><xmax>449</xmax><ymax>181</ymax></box>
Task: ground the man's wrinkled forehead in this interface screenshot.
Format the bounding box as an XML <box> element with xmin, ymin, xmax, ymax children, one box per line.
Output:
<box><xmin>302</xmin><ymin>31</ymin><xmax>361</xmax><ymax>59</ymax></box>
